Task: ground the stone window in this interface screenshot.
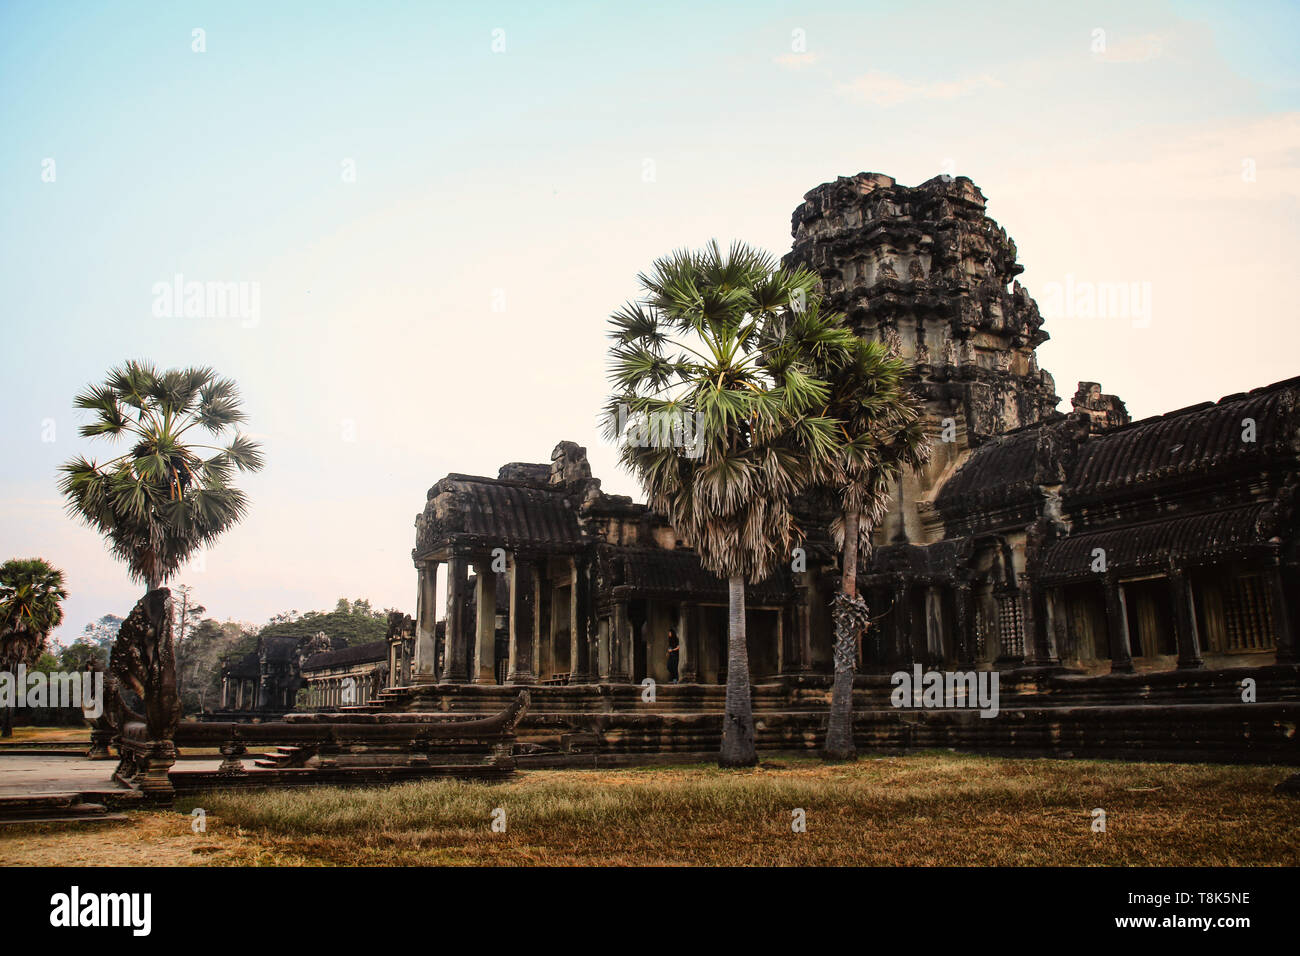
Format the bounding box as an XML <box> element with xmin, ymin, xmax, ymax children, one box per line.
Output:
<box><xmin>1220</xmin><ymin>574</ymin><xmax>1275</xmax><ymax>652</ymax></box>
<box><xmin>996</xmin><ymin>593</ymin><xmax>1024</xmax><ymax>658</ymax></box>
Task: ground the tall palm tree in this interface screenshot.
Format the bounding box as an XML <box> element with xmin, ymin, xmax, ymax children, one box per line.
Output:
<box><xmin>820</xmin><ymin>336</ymin><xmax>930</xmax><ymax>760</ymax></box>
<box><xmin>0</xmin><ymin>558</ymin><xmax>68</xmax><ymax>737</ymax></box>
<box><xmin>604</xmin><ymin>241</ymin><xmax>855</xmax><ymax>767</ymax></box>
<box><xmin>59</xmin><ymin>362</ymin><xmax>264</xmax><ymax>592</ymax></box>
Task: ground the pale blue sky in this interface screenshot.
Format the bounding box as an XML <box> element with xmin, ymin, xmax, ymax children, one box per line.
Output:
<box><xmin>2</xmin><ymin>1</ymin><xmax>1297</xmax><ymax>641</ymax></box>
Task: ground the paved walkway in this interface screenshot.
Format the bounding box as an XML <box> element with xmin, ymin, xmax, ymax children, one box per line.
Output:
<box><xmin>0</xmin><ymin>755</ymin><xmax>123</xmax><ymax>795</ymax></box>
<box><xmin>0</xmin><ymin>755</ymin><xmax>227</xmax><ymax>796</ymax></box>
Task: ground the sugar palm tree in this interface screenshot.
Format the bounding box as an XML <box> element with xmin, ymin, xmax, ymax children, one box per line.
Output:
<box><xmin>604</xmin><ymin>240</ymin><xmax>855</xmax><ymax>767</ymax></box>
<box><xmin>59</xmin><ymin>362</ymin><xmax>264</xmax><ymax>592</ymax></box>
<box><xmin>820</xmin><ymin>336</ymin><xmax>930</xmax><ymax>760</ymax></box>
<box><xmin>0</xmin><ymin>558</ymin><xmax>68</xmax><ymax>737</ymax></box>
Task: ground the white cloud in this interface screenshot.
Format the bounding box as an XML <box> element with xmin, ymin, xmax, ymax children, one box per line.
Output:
<box><xmin>1094</xmin><ymin>33</ymin><xmax>1166</xmax><ymax>63</ymax></box>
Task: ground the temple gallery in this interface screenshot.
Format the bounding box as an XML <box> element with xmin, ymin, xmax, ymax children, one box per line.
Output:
<box><xmin>216</xmin><ymin>172</ymin><xmax>1298</xmax><ymax>765</ymax></box>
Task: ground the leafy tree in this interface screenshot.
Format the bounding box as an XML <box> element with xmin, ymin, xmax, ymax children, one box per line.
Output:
<box><xmin>170</xmin><ymin>583</ymin><xmax>206</xmax><ymax>704</ymax></box>
<box><xmin>604</xmin><ymin>241</ymin><xmax>855</xmax><ymax>767</ymax></box>
<box><xmin>80</xmin><ymin>614</ymin><xmax>123</xmax><ymax>651</ymax></box>
<box><xmin>256</xmin><ymin>599</ymin><xmax>388</xmax><ymax>648</ymax></box>
<box><xmin>58</xmin><ymin>640</ymin><xmax>108</xmax><ymax>671</ymax></box>
<box><xmin>58</xmin><ymin>361</ymin><xmax>264</xmax><ymax>591</ymax></box>
<box><xmin>179</xmin><ymin>618</ymin><xmax>252</xmax><ymax>714</ymax></box>
<box><xmin>0</xmin><ymin>558</ymin><xmax>69</xmax><ymax>736</ymax></box>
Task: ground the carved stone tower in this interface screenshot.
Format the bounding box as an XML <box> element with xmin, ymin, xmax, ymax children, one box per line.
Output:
<box><xmin>784</xmin><ymin>172</ymin><xmax>1062</xmax><ymax>544</ymax></box>
<box><xmin>784</xmin><ymin>172</ymin><xmax>1060</xmax><ymax>444</ymax></box>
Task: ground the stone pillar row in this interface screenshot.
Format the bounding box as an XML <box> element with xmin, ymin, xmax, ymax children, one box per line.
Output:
<box><xmin>409</xmin><ymin>552</ymin><xmax>600</xmax><ymax>685</ymax></box>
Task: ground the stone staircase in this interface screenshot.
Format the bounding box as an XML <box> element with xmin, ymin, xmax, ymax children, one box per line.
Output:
<box><xmin>360</xmin><ymin>664</ymin><xmax>1300</xmax><ymax>766</ymax></box>
<box><xmin>253</xmin><ymin>746</ymin><xmax>313</xmax><ymax>769</ymax></box>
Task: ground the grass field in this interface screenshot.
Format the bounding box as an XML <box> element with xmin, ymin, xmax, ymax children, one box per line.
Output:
<box><xmin>1</xmin><ymin>753</ymin><xmax>1296</xmax><ymax>866</ymax></box>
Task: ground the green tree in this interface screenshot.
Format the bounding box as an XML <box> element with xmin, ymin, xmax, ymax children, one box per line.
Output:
<box><xmin>58</xmin><ymin>640</ymin><xmax>108</xmax><ymax>671</ymax></box>
<box><xmin>0</xmin><ymin>558</ymin><xmax>69</xmax><ymax>737</ymax></box>
<box><xmin>179</xmin><ymin>618</ymin><xmax>251</xmax><ymax>714</ymax></box>
<box><xmin>58</xmin><ymin>361</ymin><xmax>264</xmax><ymax>591</ymax></box>
<box><xmin>604</xmin><ymin>240</ymin><xmax>854</xmax><ymax>767</ymax></box>
<box><xmin>170</xmin><ymin>583</ymin><xmax>205</xmax><ymax>706</ymax></box>
<box><xmin>80</xmin><ymin>614</ymin><xmax>123</xmax><ymax>651</ymax></box>
<box><xmin>818</xmin><ymin>336</ymin><xmax>930</xmax><ymax>759</ymax></box>
<box><xmin>256</xmin><ymin>599</ymin><xmax>388</xmax><ymax>648</ymax></box>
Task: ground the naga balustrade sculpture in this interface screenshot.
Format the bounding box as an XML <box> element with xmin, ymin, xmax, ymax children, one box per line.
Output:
<box><xmin>100</xmin><ymin>589</ymin><xmax>529</xmax><ymax>799</ymax></box>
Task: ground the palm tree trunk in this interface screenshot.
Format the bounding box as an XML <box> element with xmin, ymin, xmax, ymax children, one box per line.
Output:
<box><xmin>1</xmin><ymin>703</ymin><xmax>12</xmax><ymax>738</ymax></box>
<box><xmin>825</xmin><ymin>508</ymin><xmax>860</xmax><ymax>760</ymax></box>
<box><xmin>719</xmin><ymin>574</ymin><xmax>757</xmax><ymax>767</ymax></box>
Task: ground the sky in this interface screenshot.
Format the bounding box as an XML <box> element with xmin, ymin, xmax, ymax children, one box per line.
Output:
<box><xmin>1</xmin><ymin>0</ymin><xmax>1297</xmax><ymax>644</ymax></box>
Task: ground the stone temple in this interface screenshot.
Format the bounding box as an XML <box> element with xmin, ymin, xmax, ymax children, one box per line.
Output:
<box><xmin>261</xmin><ymin>173</ymin><xmax>1300</xmax><ymax>763</ymax></box>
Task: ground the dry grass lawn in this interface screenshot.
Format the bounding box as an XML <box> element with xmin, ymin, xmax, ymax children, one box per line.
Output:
<box><xmin>0</xmin><ymin>727</ymin><xmax>90</xmax><ymax>743</ymax></box>
<box><xmin>1</xmin><ymin>752</ymin><xmax>1296</xmax><ymax>866</ymax></box>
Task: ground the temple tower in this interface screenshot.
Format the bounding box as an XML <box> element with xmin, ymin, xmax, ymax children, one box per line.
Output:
<box><xmin>785</xmin><ymin>172</ymin><xmax>1060</xmax><ymax>441</ymax></box>
<box><xmin>784</xmin><ymin>172</ymin><xmax>1062</xmax><ymax>544</ymax></box>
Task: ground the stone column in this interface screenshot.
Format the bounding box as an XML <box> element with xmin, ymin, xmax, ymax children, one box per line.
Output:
<box><xmin>569</xmin><ymin>556</ymin><xmax>591</xmax><ymax>683</ymax></box>
<box><xmin>532</xmin><ymin>559</ymin><xmax>550</xmax><ymax>682</ymax></box>
<box><xmin>1168</xmin><ymin>567</ymin><xmax>1204</xmax><ymax>669</ymax></box>
<box><xmin>610</xmin><ymin>599</ymin><xmax>631</xmax><ymax>682</ymax></box>
<box><xmin>776</xmin><ymin>605</ymin><xmax>789</xmax><ymax>673</ymax></box>
<box><xmin>892</xmin><ymin>579</ymin><xmax>912</xmax><ymax>669</ymax></box>
<box><xmin>441</xmin><ymin>555</ymin><xmax>470</xmax><ymax>683</ymax></box>
<box><xmin>1102</xmin><ymin>573</ymin><xmax>1135</xmax><ymax>673</ymax></box>
<box><xmin>954</xmin><ymin>582</ymin><xmax>976</xmax><ymax>668</ymax></box>
<box><xmin>678</xmin><ymin>604</ymin><xmax>697</xmax><ymax>683</ymax></box>
<box><xmin>507</xmin><ymin>556</ymin><xmax>536</xmax><ymax>684</ymax></box>
<box><xmin>414</xmin><ymin>561</ymin><xmax>440</xmax><ymax>681</ymax></box>
<box><xmin>1023</xmin><ymin>577</ymin><xmax>1058</xmax><ymax>666</ymax></box>
<box><xmin>776</xmin><ymin>602</ymin><xmax>793</xmax><ymax>676</ymax></box>
<box><xmin>597</xmin><ymin>615</ymin><xmax>611</xmax><ymax>681</ymax></box>
<box><xmin>473</xmin><ymin>560</ymin><xmax>498</xmax><ymax>684</ymax></box>
<box><xmin>1266</xmin><ymin>560</ymin><xmax>1298</xmax><ymax>664</ymax></box>
<box><xmin>786</xmin><ymin>572</ymin><xmax>815</xmax><ymax>675</ymax></box>
<box><xmin>920</xmin><ymin>585</ymin><xmax>938</xmax><ymax>665</ymax></box>
<box><xmin>586</xmin><ymin>565</ymin><xmax>600</xmax><ymax>680</ymax></box>
<box><xmin>549</xmin><ymin>575</ymin><xmax>564</xmax><ymax>681</ymax></box>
